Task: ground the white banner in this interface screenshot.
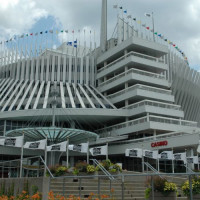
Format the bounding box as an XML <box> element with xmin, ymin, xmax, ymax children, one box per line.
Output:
<box><xmin>68</xmin><ymin>143</ymin><xmax>88</xmax><ymax>153</ymax></box>
<box><xmin>90</xmin><ymin>145</ymin><xmax>107</xmax><ymax>156</ymax></box>
<box><xmin>24</xmin><ymin>139</ymin><xmax>46</xmax><ymax>150</ymax></box>
<box><xmin>143</xmin><ymin>150</ymin><xmax>158</xmax><ymax>159</ymax></box>
<box><xmin>47</xmin><ymin>141</ymin><xmax>67</xmax><ymax>152</ymax></box>
<box><xmin>125</xmin><ymin>148</ymin><xmax>143</xmax><ymax>158</ymax></box>
<box><xmin>159</xmin><ymin>151</ymin><xmax>173</xmax><ymax>160</ymax></box>
<box><xmin>0</xmin><ymin>136</ymin><xmax>23</xmax><ymax>147</ymax></box>
<box><xmin>197</xmin><ymin>144</ymin><xmax>200</xmax><ymax>153</ymax></box>
<box><xmin>187</xmin><ymin>156</ymin><xmax>198</xmax><ymax>164</ymax></box>
<box><xmin>173</xmin><ymin>153</ymin><xmax>186</xmax><ymax>163</ymax></box>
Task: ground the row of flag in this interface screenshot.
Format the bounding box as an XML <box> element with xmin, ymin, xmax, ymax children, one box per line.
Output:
<box><xmin>126</xmin><ymin>148</ymin><xmax>200</xmax><ymax>164</ymax></box>
<box><xmin>0</xmin><ymin>135</ymin><xmax>107</xmax><ymax>156</ymax></box>
<box><xmin>0</xmin><ymin>29</ymin><xmax>93</xmax><ymax>45</ymax></box>
<box><xmin>113</xmin><ymin>5</ymin><xmax>188</xmax><ymax>62</ymax></box>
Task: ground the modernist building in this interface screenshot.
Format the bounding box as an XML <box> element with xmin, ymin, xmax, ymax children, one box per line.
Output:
<box><xmin>0</xmin><ymin>0</ymin><xmax>199</xmax><ymax>171</ymax></box>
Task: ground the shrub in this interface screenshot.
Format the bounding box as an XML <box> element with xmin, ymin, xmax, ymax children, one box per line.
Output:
<box><xmin>182</xmin><ymin>176</ymin><xmax>200</xmax><ymax>196</ymax></box>
<box><xmin>72</xmin><ymin>168</ymin><xmax>79</xmax><ymax>175</ymax></box>
<box><xmin>75</xmin><ymin>161</ymin><xmax>88</xmax><ymax>173</ymax></box>
<box><xmin>55</xmin><ymin>166</ymin><xmax>68</xmax><ymax>177</ymax></box>
<box><xmin>87</xmin><ymin>165</ymin><xmax>96</xmax><ymax>173</ymax></box>
<box><xmin>101</xmin><ymin>160</ymin><xmax>111</xmax><ymax>170</ymax></box>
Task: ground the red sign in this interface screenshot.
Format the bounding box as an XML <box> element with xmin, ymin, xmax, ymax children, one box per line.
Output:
<box><xmin>151</xmin><ymin>141</ymin><xmax>168</xmax><ymax>148</ymax></box>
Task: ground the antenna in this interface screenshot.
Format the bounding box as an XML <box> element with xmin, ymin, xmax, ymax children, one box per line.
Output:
<box><xmin>100</xmin><ymin>0</ymin><xmax>107</xmax><ymax>52</ymax></box>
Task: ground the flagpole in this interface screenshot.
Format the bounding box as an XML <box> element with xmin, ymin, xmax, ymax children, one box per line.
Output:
<box><xmin>157</xmin><ymin>150</ymin><xmax>160</xmax><ymax>172</ymax></box>
<box><xmin>106</xmin><ymin>142</ymin><xmax>108</xmax><ymax>160</ymax></box>
<box><xmin>66</xmin><ymin>137</ymin><xmax>69</xmax><ymax>168</ymax></box>
<box><xmin>198</xmin><ymin>153</ymin><xmax>200</xmax><ymax>170</ymax></box>
<box><xmin>20</xmin><ymin>133</ymin><xmax>24</xmax><ymax>178</ymax></box>
<box><xmin>172</xmin><ymin>148</ymin><xmax>174</xmax><ymax>173</ymax></box>
<box><xmin>142</xmin><ymin>145</ymin><xmax>144</xmax><ymax>173</ymax></box>
<box><xmin>87</xmin><ymin>140</ymin><xmax>89</xmax><ymax>164</ymax></box>
<box><xmin>185</xmin><ymin>148</ymin><xmax>188</xmax><ymax>173</ymax></box>
<box><xmin>44</xmin><ymin>134</ymin><xmax>48</xmax><ymax>177</ymax></box>
<box><xmin>152</xmin><ymin>12</ymin><xmax>155</xmax><ymax>42</ymax></box>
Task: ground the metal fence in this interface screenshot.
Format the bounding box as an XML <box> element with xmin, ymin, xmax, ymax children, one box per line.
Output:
<box><xmin>50</xmin><ymin>172</ymin><xmax>198</xmax><ymax>200</ymax></box>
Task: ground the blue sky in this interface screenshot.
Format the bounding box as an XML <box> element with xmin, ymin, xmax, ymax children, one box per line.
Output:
<box><xmin>0</xmin><ymin>0</ymin><xmax>200</xmax><ymax>71</ymax></box>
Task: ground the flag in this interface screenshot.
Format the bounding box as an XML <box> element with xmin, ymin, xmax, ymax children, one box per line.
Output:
<box><xmin>143</xmin><ymin>150</ymin><xmax>158</xmax><ymax>159</ymax></box>
<box><xmin>119</xmin><ymin>6</ymin><xmax>123</xmax><ymax>9</ymax></box>
<box><xmin>65</xmin><ymin>30</ymin><xmax>68</xmax><ymax>33</ymax></box>
<box><xmin>159</xmin><ymin>151</ymin><xmax>173</xmax><ymax>160</ymax></box>
<box><xmin>30</xmin><ymin>33</ymin><xmax>33</xmax><ymax>36</ymax></box>
<box><xmin>142</xmin><ymin>24</ymin><xmax>146</xmax><ymax>27</ymax></box>
<box><xmin>197</xmin><ymin>145</ymin><xmax>200</xmax><ymax>153</ymax></box>
<box><xmin>0</xmin><ymin>136</ymin><xmax>23</xmax><ymax>148</ymax></box>
<box><xmin>35</xmin><ymin>33</ymin><xmax>38</xmax><ymax>36</ymax></box>
<box><xmin>133</xmin><ymin>18</ymin><xmax>136</xmax><ymax>21</ymax></box>
<box><xmin>124</xmin><ymin>10</ymin><xmax>127</xmax><ymax>14</ymax></box>
<box><xmin>0</xmin><ymin>42</ymin><xmax>2</xmax><ymax>44</ymax></box>
<box><xmin>72</xmin><ymin>30</ymin><xmax>74</xmax><ymax>33</ymax></box>
<box><xmin>137</xmin><ymin>20</ymin><xmax>141</xmax><ymax>24</ymax></box>
<box><xmin>187</xmin><ymin>156</ymin><xmax>198</xmax><ymax>164</ymax></box>
<box><xmin>154</xmin><ymin>32</ymin><xmax>157</xmax><ymax>35</ymax></box>
<box><xmin>49</xmin><ymin>30</ymin><xmax>53</xmax><ymax>33</ymax></box>
<box><xmin>158</xmin><ymin>34</ymin><xmax>161</xmax><ymax>37</ymax></box>
<box><xmin>127</xmin><ymin>15</ymin><xmax>132</xmax><ymax>19</ymax></box>
<box><xmin>26</xmin><ymin>34</ymin><xmax>28</xmax><ymax>36</ymax></box>
<box><xmin>9</xmin><ymin>38</ymin><xmax>12</xmax><ymax>41</ymax></box>
<box><xmin>67</xmin><ymin>42</ymin><xmax>72</xmax><ymax>46</ymax></box>
<box><xmin>146</xmin><ymin>27</ymin><xmax>150</xmax><ymax>30</ymax></box>
<box><xmin>74</xmin><ymin>45</ymin><xmax>77</xmax><ymax>48</ymax></box>
<box><xmin>68</xmin><ymin>143</ymin><xmax>88</xmax><ymax>153</ymax></box>
<box><xmin>90</xmin><ymin>145</ymin><xmax>107</xmax><ymax>156</ymax></box>
<box><xmin>164</xmin><ymin>39</ymin><xmax>167</xmax><ymax>41</ymax></box>
<box><xmin>6</xmin><ymin>41</ymin><xmax>8</xmax><ymax>43</ymax></box>
<box><xmin>173</xmin><ymin>153</ymin><xmax>186</xmax><ymax>164</ymax></box>
<box><xmin>113</xmin><ymin>5</ymin><xmax>117</xmax><ymax>9</ymax></box>
<box><xmin>40</xmin><ymin>32</ymin><xmax>43</xmax><ymax>34</ymax></box>
<box><xmin>145</xmin><ymin>13</ymin><xmax>151</xmax><ymax>17</ymax></box>
<box><xmin>47</xmin><ymin>141</ymin><xmax>67</xmax><ymax>152</ymax></box>
<box><xmin>74</xmin><ymin>40</ymin><xmax>77</xmax><ymax>44</ymax></box>
<box><xmin>125</xmin><ymin>148</ymin><xmax>143</xmax><ymax>158</ymax></box>
<box><xmin>24</xmin><ymin>139</ymin><xmax>46</xmax><ymax>150</ymax></box>
<box><xmin>56</xmin><ymin>30</ymin><xmax>59</xmax><ymax>34</ymax></box>
<box><xmin>61</xmin><ymin>30</ymin><xmax>63</xmax><ymax>33</ymax></box>
<box><xmin>45</xmin><ymin>31</ymin><xmax>48</xmax><ymax>33</ymax></box>
<box><xmin>150</xmin><ymin>29</ymin><xmax>154</xmax><ymax>32</ymax></box>
<box><xmin>20</xmin><ymin>34</ymin><xmax>24</xmax><ymax>38</ymax></box>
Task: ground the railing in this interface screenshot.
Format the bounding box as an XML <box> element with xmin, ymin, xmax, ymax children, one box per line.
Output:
<box><xmin>50</xmin><ymin>173</ymin><xmax>197</xmax><ymax>200</ymax></box>
<box><xmin>122</xmin><ymin>100</ymin><xmax>182</xmax><ymax>111</ymax></box>
<box><xmin>0</xmin><ymin>155</ymin><xmax>54</xmax><ymax>178</ymax></box>
<box><xmin>99</xmin><ymin>68</ymin><xmax>166</xmax><ymax>87</ymax></box>
<box><xmin>97</xmin><ymin>51</ymin><xmax>164</xmax><ymax>73</ymax></box>
<box><xmin>107</xmin><ymin>84</ymin><xmax>172</xmax><ymax>99</ymax></box>
<box><xmin>97</xmin><ymin>115</ymin><xmax>197</xmax><ymax>136</ymax></box>
<box><xmin>144</xmin><ymin>162</ymin><xmax>163</xmax><ymax>179</ymax></box>
<box><xmin>91</xmin><ymin>159</ymin><xmax>115</xmax><ymax>180</ymax></box>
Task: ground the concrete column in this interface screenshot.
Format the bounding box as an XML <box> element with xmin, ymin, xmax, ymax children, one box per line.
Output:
<box><xmin>153</xmin><ymin>130</ymin><xmax>156</xmax><ymax>140</ymax></box>
<box><xmin>186</xmin><ymin>148</ymin><xmax>194</xmax><ymax>170</ymax></box>
<box><xmin>70</xmin><ymin>157</ymin><xmax>75</xmax><ymax>167</ymax></box>
<box><xmin>3</xmin><ymin>120</ymin><xmax>6</xmax><ymax>136</ymax></box>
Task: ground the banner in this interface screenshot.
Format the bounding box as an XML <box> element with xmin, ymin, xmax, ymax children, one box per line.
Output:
<box><xmin>197</xmin><ymin>144</ymin><xmax>200</xmax><ymax>153</ymax></box>
<box><xmin>68</xmin><ymin>143</ymin><xmax>88</xmax><ymax>153</ymax></box>
<box><xmin>187</xmin><ymin>156</ymin><xmax>198</xmax><ymax>164</ymax></box>
<box><xmin>173</xmin><ymin>153</ymin><xmax>186</xmax><ymax>163</ymax></box>
<box><xmin>125</xmin><ymin>148</ymin><xmax>143</xmax><ymax>158</ymax></box>
<box><xmin>143</xmin><ymin>150</ymin><xmax>158</xmax><ymax>159</ymax></box>
<box><xmin>24</xmin><ymin>139</ymin><xmax>46</xmax><ymax>150</ymax></box>
<box><xmin>159</xmin><ymin>151</ymin><xmax>173</xmax><ymax>160</ymax></box>
<box><xmin>90</xmin><ymin>145</ymin><xmax>107</xmax><ymax>156</ymax></box>
<box><xmin>47</xmin><ymin>141</ymin><xmax>67</xmax><ymax>152</ymax></box>
<box><xmin>0</xmin><ymin>136</ymin><xmax>23</xmax><ymax>147</ymax></box>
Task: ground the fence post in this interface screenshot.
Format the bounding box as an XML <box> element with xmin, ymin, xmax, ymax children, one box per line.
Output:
<box><xmin>79</xmin><ymin>177</ymin><xmax>82</xmax><ymax>198</ymax></box>
<box><xmin>121</xmin><ymin>174</ymin><xmax>124</xmax><ymax>200</ymax></box>
<box><xmin>98</xmin><ymin>176</ymin><xmax>100</xmax><ymax>197</ymax></box>
<box><xmin>62</xmin><ymin>178</ymin><xmax>65</xmax><ymax>197</ymax></box>
<box><xmin>109</xmin><ymin>179</ymin><xmax>112</xmax><ymax>195</ymax></box>
<box><xmin>151</xmin><ymin>176</ymin><xmax>154</xmax><ymax>200</ymax></box>
<box><xmin>189</xmin><ymin>175</ymin><xmax>193</xmax><ymax>200</ymax></box>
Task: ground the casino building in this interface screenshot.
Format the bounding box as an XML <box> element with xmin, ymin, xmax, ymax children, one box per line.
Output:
<box><xmin>0</xmin><ymin>0</ymin><xmax>200</xmax><ymax>171</ymax></box>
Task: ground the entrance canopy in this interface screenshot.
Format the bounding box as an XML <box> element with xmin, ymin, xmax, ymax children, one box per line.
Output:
<box><xmin>6</xmin><ymin>127</ymin><xmax>98</xmax><ymax>143</ymax></box>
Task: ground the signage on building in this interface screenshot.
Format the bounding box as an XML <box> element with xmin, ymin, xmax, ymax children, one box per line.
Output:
<box><xmin>151</xmin><ymin>140</ymin><xmax>168</xmax><ymax>148</ymax></box>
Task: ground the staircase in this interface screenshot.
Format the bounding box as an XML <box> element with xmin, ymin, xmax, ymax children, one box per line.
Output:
<box><xmin>49</xmin><ymin>173</ymin><xmax>188</xmax><ymax>200</ymax></box>
<box><xmin>50</xmin><ymin>177</ymin><xmax>146</xmax><ymax>200</ymax></box>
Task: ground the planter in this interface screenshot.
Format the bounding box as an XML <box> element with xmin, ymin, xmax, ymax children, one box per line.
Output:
<box><xmin>187</xmin><ymin>194</ymin><xmax>200</xmax><ymax>200</ymax></box>
<box><xmin>149</xmin><ymin>191</ymin><xmax>176</xmax><ymax>200</ymax></box>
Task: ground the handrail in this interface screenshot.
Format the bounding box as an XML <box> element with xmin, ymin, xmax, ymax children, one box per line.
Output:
<box><xmin>184</xmin><ymin>164</ymin><xmax>195</xmax><ymax>174</ymax></box>
<box><xmin>98</xmin><ymin>68</ymin><xmax>166</xmax><ymax>87</ymax></box>
<box><xmin>144</xmin><ymin>162</ymin><xmax>164</xmax><ymax>179</ymax></box>
<box><xmin>90</xmin><ymin>159</ymin><xmax>115</xmax><ymax>180</ymax></box>
<box><xmin>107</xmin><ymin>84</ymin><xmax>172</xmax><ymax>99</ymax></box>
<box><xmin>97</xmin><ymin>51</ymin><xmax>163</xmax><ymax>73</ymax></box>
<box><xmin>122</xmin><ymin>100</ymin><xmax>182</xmax><ymax>111</ymax></box>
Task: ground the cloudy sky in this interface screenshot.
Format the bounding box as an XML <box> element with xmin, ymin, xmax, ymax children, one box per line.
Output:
<box><xmin>0</xmin><ymin>0</ymin><xmax>200</xmax><ymax>70</ymax></box>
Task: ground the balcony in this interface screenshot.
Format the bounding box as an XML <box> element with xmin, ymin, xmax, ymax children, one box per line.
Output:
<box><xmin>97</xmin><ymin>51</ymin><xmax>168</xmax><ymax>79</ymax></box>
<box><xmin>107</xmin><ymin>84</ymin><xmax>174</xmax><ymax>104</ymax></box>
<box><xmin>123</xmin><ymin>100</ymin><xmax>184</xmax><ymax>118</ymax></box>
<box><xmin>96</xmin><ymin>115</ymin><xmax>197</xmax><ymax>137</ymax></box>
<box><xmin>98</xmin><ymin>68</ymin><xmax>169</xmax><ymax>92</ymax></box>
